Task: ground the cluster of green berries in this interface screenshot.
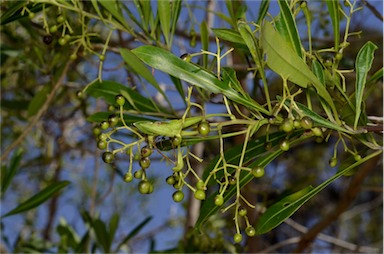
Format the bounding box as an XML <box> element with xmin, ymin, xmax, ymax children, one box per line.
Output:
<box><xmin>233</xmin><ymin>206</ymin><xmax>257</xmax><ymax>243</ymax></box>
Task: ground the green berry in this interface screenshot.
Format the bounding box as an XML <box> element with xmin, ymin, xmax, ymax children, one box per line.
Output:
<box><xmin>198</xmin><ymin>121</ymin><xmax>210</xmax><ymax>136</ymax></box>
<box><xmin>245</xmin><ymin>226</ymin><xmax>256</xmax><ymax>237</ymax></box>
<box><xmin>180</xmin><ymin>53</ymin><xmax>191</xmax><ymax>62</ymax></box>
<box><xmin>56</xmin><ymin>15</ymin><xmax>65</xmax><ymax>23</ymax></box>
<box><xmin>140</xmin><ymin>157</ymin><xmax>151</xmax><ymax>169</ymax></box>
<box><xmin>300</xmin><ymin>116</ymin><xmax>313</xmax><ymax>130</ymax></box>
<box><xmin>28</xmin><ymin>12</ymin><xmax>35</xmax><ymax>19</ymax></box>
<box><xmin>172</xmin><ymin>134</ymin><xmax>182</xmax><ymax>146</ymax></box>
<box><xmin>124</xmin><ymin>172</ymin><xmax>133</xmax><ymax>182</ymax></box>
<box><xmin>194</xmin><ymin>190</ymin><xmax>206</xmax><ymax>200</ymax></box>
<box><xmin>49</xmin><ymin>25</ymin><xmax>58</xmax><ymax>33</ymax></box>
<box><xmin>100</xmin><ymin>121</ymin><xmax>109</xmax><ymax>130</ymax></box>
<box><xmin>354</xmin><ymin>154</ymin><xmax>361</xmax><ymax>161</ymax></box>
<box><xmin>294</xmin><ymin>120</ymin><xmax>301</xmax><ymax>129</ymax></box>
<box><xmin>238</xmin><ymin>207</ymin><xmax>247</xmax><ymax>217</ymax></box>
<box><xmin>70</xmin><ymin>53</ymin><xmax>77</xmax><ymax>61</ymax></box>
<box><xmin>134</xmin><ymin>169</ymin><xmax>143</xmax><ymax>179</ymax></box>
<box><xmin>98</xmin><ymin>133</ymin><xmax>107</xmax><ymax>141</ymax></box>
<box><xmin>281</xmin><ymin>118</ymin><xmax>294</xmax><ymax>133</ymax></box>
<box><xmin>108</xmin><ymin>114</ymin><xmax>119</xmax><ymax>127</ymax></box>
<box><xmin>233</xmin><ymin>233</ymin><xmax>242</xmax><ymax>243</ymax></box>
<box><xmin>196</xmin><ymin>180</ymin><xmax>205</xmax><ymax>190</ymax></box>
<box><xmin>64</xmin><ymin>34</ymin><xmax>71</xmax><ymax>41</ymax></box>
<box><xmin>102</xmin><ymin>152</ymin><xmax>114</xmax><ymax>163</ymax></box>
<box><xmin>300</xmin><ymin>1</ymin><xmax>307</xmax><ymax>8</ymax></box>
<box><xmin>108</xmin><ymin>105</ymin><xmax>116</xmax><ymax>112</ymax></box>
<box><xmin>99</xmin><ymin>55</ymin><xmax>105</xmax><ymax>61</ymax></box>
<box><xmin>138</xmin><ymin>180</ymin><xmax>151</xmax><ymax>194</ymax></box>
<box><xmin>58</xmin><ymin>37</ymin><xmax>67</xmax><ymax>46</ymax></box>
<box><xmin>173</xmin><ymin>190</ymin><xmax>184</xmax><ymax>202</ymax></box>
<box><xmin>214</xmin><ymin>195</ymin><xmax>224</xmax><ymax>206</ymax></box>
<box><xmin>279</xmin><ymin>139</ymin><xmax>290</xmax><ymax>151</ymax></box>
<box><xmin>335</xmin><ymin>52</ymin><xmax>343</xmax><ymax>61</ymax></box>
<box><xmin>76</xmin><ymin>90</ymin><xmax>84</xmax><ymax>99</ymax></box>
<box><xmin>229</xmin><ymin>175</ymin><xmax>236</xmax><ymax>185</ymax></box>
<box><xmin>329</xmin><ymin>157</ymin><xmax>337</xmax><ymax>167</ymax></box>
<box><xmin>115</xmin><ymin>94</ymin><xmax>125</xmax><ymax>106</ymax></box>
<box><xmin>97</xmin><ymin>140</ymin><xmax>107</xmax><ymax>150</ymax></box>
<box><xmin>141</xmin><ymin>146</ymin><xmax>153</xmax><ymax>158</ymax></box>
<box><xmin>173</xmin><ymin>181</ymin><xmax>183</xmax><ymax>189</ymax></box>
<box><xmin>252</xmin><ymin>166</ymin><xmax>265</xmax><ymax>178</ymax></box>
<box><xmin>324</xmin><ymin>59</ymin><xmax>332</xmax><ymax>67</ymax></box>
<box><xmin>311</xmin><ymin>127</ymin><xmax>322</xmax><ymax>137</ymax></box>
<box><xmin>166</xmin><ymin>176</ymin><xmax>176</xmax><ymax>185</ymax></box>
<box><xmin>93</xmin><ymin>126</ymin><xmax>101</xmax><ymax>136</ymax></box>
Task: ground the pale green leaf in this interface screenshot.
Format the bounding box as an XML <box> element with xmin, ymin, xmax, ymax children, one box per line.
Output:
<box><xmin>158</xmin><ymin>0</ymin><xmax>171</xmax><ymax>46</ymax></box>
<box><xmin>325</xmin><ymin>1</ymin><xmax>340</xmax><ymax>52</ymax></box>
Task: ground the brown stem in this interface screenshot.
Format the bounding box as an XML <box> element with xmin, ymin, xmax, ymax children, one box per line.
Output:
<box><xmin>293</xmin><ymin>156</ymin><xmax>380</xmax><ymax>253</ymax></box>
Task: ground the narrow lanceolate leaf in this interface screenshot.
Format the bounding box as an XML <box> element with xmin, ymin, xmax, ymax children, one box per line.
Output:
<box><xmin>119</xmin><ymin>48</ymin><xmax>172</xmax><ymax>110</ymax></box>
<box><xmin>158</xmin><ymin>0</ymin><xmax>171</xmax><ymax>46</ymax></box>
<box><xmin>212</xmin><ymin>28</ymin><xmax>245</xmax><ymax>45</ymax></box>
<box><xmin>256</xmin><ymin>149</ymin><xmax>382</xmax><ymax>234</ymax></box>
<box><xmin>1</xmin><ymin>148</ymin><xmax>23</xmax><ymax>196</ymax></box>
<box><xmin>325</xmin><ymin>1</ymin><xmax>340</xmax><ymax>52</ymax></box>
<box><xmin>256</xmin><ymin>0</ymin><xmax>270</xmax><ymax>25</ymax></box>
<box><xmin>2</xmin><ymin>181</ymin><xmax>70</xmax><ymax>218</ymax></box>
<box><xmin>277</xmin><ymin>0</ymin><xmax>302</xmax><ymax>58</ymax></box>
<box><xmin>98</xmin><ymin>0</ymin><xmax>132</xmax><ymax>32</ymax></box>
<box><xmin>354</xmin><ymin>41</ymin><xmax>378</xmax><ymax>129</ymax></box>
<box><xmin>261</xmin><ymin>21</ymin><xmax>339</xmax><ymax>123</ymax></box>
<box><xmin>132</xmin><ymin>45</ymin><xmax>270</xmax><ymax>115</ymax></box>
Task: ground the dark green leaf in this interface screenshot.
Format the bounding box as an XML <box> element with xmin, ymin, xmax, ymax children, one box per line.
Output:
<box><xmin>109</xmin><ymin>213</ymin><xmax>120</xmax><ymax>243</ymax></box>
<box><xmin>325</xmin><ymin>1</ymin><xmax>340</xmax><ymax>52</ymax></box>
<box><xmin>2</xmin><ymin>181</ymin><xmax>70</xmax><ymax>218</ymax></box>
<box><xmin>212</xmin><ymin>28</ymin><xmax>245</xmax><ymax>45</ymax></box>
<box><xmin>200</xmin><ymin>21</ymin><xmax>209</xmax><ymax>68</ymax></box>
<box><xmin>312</xmin><ymin>59</ymin><xmax>325</xmax><ymax>85</ymax></box>
<box><xmin>256</xmin><ymin>0</ymin><xmax>270</xmax><ymax>25</ymax></box>
<box><xmin>1</xmin><ymin>148</ymin><xmax>23</xmax><ymax>196</ymax></box>
<box><xmin>354</xmin><ymin>41</ymin><xmax>378</xmax><ymax>128</ymax></box>
<box><xmin>158</xmin><ymin>0</ymin><xmax>171</xmax><ymax>46</ymax></box>
<box><xmin>132</xmin><ymin>45</ymin><xmax>270</xmax><ymax>115</ymax></box>
<box><xmin>93</xmin><ymin>218</ymin><xmax>110</xmax><ymax>252</ymax></box>
<box><xmin>56</xmin><ymin>218</ymin><xmax>80</xmax><ymax>250</ymax></box>
<box><xmin>115</xmin><ymin>216</ymin><xmax>152</xmax><ymax>252</ymax></box>
<box><xmin>169</xmin><ymin>75</ymin><xmax>186</xmax><ymax>106</ymax></box>
<box><xmin>27</xmin><ymin>85</ymin><xmax>51</xmax><ymax>117</ymax></box>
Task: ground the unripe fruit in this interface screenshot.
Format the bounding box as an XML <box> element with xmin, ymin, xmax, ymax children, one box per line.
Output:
<box><xmin>214</xmin><ymin>195</ymin><xmax>224</xmax><ymax>206</ymax></box>
<box><xmin>98</xmin><ymin>133</ymin><xmax>107</xmax><ymax>141</ymax></box>
<box><xmin>172</xmin><ymin>134</ymin><xmax>182</xmax><ymax>146</ymax></box>
<box><xmin>311</xmin><ymin>127</ymin><xmax>322</xmax><ymax>137</ymax></box>
<box><xmin>180</xmin><ymin>53</ymin><xmax>191</xmax><ymax>62</ymax></box>
<box><xmin>166</xmin><ymin>176</ymin><xmax>176</xmax><ymax>185</ymax></box>
<box><xmin>238</xmin><ymin>206</ymin><xmax>247</xmax><ymax>217</ymax></box>
<box><xmin>49</xmin><ymin>25</ymin><xmax>58</xmax><ymax>33</ymax></box>
<box><xmin>108</xmin><ymin>114</ymin><xmax>119</xmax><ymax>127</ymax></box>
<box><xmin>252</xmin><ymin>166</ymin><xmax>265</xmax><ymax>178</ymax></box>
<box><xmin>28</xmin><ymin>12</ymin><xmax>35</xmax><ymax>19</ymax></box>
<box><xmin>196</xmin><ymin>180</ymin><xmax>205</xmax><ymax>190</ymax></box>
<box><xmin>194</xmin><ymin>190</ymin><xmax>206</xmax><ymax>200</ymax></box>
<box><xmin>124</xmin><ymin>172</ymin><xmax>133</xmax><ymax>182</ymax></box>
<box><xmin>56</xmin><ymin>15</ymin><xmax>65</xmax><ymax>23</ymax></box>
<box><xmin>93</xmin><ymin>127</ymin><xmax>101</xmax><ymax>136</ymax></box>
<box><xmin>58</xmin><ymin>37</ymin><xmax>67</xmax><ymax>46</ymax></box>
<box><xmin>76</xmin><ymin>90</ymin><xmax>83</xmax><ymax>99</ymax></box>
<box><xmin>229</xmin><ymin>175</ymin><xmax>236</xmax><ymax>185</ymax></box>
<box><xmin>138</xmin><ymin>180</ymin><xmax>151</xmax><ymax>194</ymax></box>
<box><xmin>335</xmin><ymin>52</ymin><xmax>343</xmax><ymax>61</ymax></box>
<box><xmin>329</xmin><ymin>157</ymin><xmax>337</xmax><ymax>167</ymax></box>
<box><xmin>102</xmin><ymin>152</ymin><xmax>114</xmax><ymax>163</ymax></box>
<box><xmin>99</xmin><ymin>55</ymin><xmax>105</xmax><ymax>61</ymax></box>
<box><xmin>198</xmin><ymin>121</ymin><xmax>210</xmax><ymax>136</ymax></box>
<box><xmin>354</xmin><ymin>154</ymin><xmax>361</xmax><ymax>161</ymax></box>
<box><xmin>300</xmin><ymin>116</ymin><xmax>313</xmax><ymax>130</ymax></box>
<box><xmin>279</xmin><ymin>139</ymin><xmax>290</xmax><ymax>151</ymax></box>
<box><xmin>70</xmin><ymin>54</ymin><xmax>77</xmax><ymax>61</ymax></box>
<box><xmin>97</xmin><ymin>140</ymin><xmax>107</xmax><ymax>150</ymax></box>
<box><xmin>281</xmin><ymin>118</ymin><xmax>294</xmax><ymax>133</ymax></box>
<box><xmin>134</xmin><ymin>169</ymin><xmax>143</xmax><ymax>179</ymax></box>
<box><xmin>294</xmin><ymin>120</ymin><xmax>301</xmax><ymax>129</ymax></box>
<box><xmin>233</xmin><ymin>233</ymin><xmax>242</xmax><ymax>243</ymax></box>
<box><xmin>173</xmin><ymin>190</ymin><xmax>184</xmax><ymax>202</ymax></box>
<box><xmin>100</xmin><ymin>121</ymin><xmax>109</xmax><ymax>130</ymax></box>
<box><xmin>115</xmin><ymin>94</ymin><xmax>125</xmax><ymax>106</ymax></box>
<box><xmin>245</xmin><ymin>226</ymin><xmax>256</xmax><ymax>237</ymax></box>
<box><xmin>141</xmin><ymin>146</ymin><xmax>153</xmax><ymax>158</ymax></box>
<box><xmin>140</xmin><ymin>157</ymin><xmax>151</xmax><ymax>169</ymax></box>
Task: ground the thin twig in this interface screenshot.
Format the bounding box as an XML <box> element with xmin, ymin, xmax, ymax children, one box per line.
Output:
<box><xmin>1</xmin><ymin>61</ymin><xmax>71</xmax><ymax>162</ymax></box>
<box><xmin>360</xmin><ymin>0</ymin><xmax>384</xmax><ymax>21</ymax></box>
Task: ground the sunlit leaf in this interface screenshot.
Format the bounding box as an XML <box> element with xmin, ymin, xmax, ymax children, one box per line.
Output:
<box><xmin>325</xmin><ymin>1</ymin><xmax>340</xmax><ymax>52</ymax></box>
<box><xmin>354</xmin><ymin>41</ymin><xmax>378</xmax><ymax>129</ymax></box>
<box><xmin>2</xmin><ymin>181</ymin><xmax>70</xmax><ymax>218</ymax></box>
<box><xmin>212</xmin><ymin>28</ymin><xmax>245</xmax><ymax>45</ymax></box>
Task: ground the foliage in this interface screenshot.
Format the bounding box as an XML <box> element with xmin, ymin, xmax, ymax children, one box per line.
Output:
<box><xmin>1</xmin><ymin>0</ymin><xmax>382</xmax><ymax>253</ymax></box>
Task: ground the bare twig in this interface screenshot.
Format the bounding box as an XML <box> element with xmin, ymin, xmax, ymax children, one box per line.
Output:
<box><xmin>360</xmin><ymin>0</ymin><xmax>384</xmax><ymax>21</ymax></box>
<box><xmin>293</xmin><ymin>156</ymin><xmax>380</xmax><ymax>253</ymax></box>
<box><xmin>1</xmin><ymin>61</ymin><xmax>71</xmax><ymax>162</ymax></box>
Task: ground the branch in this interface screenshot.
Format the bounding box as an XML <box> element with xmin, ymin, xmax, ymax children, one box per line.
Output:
<box><xmin>360</xmin><ymin>0</ymin><xmax>384</xmax><ymax>21</ymax></box>
<box><xmin>293</xmin><ymin>156</ymin><xmax>380</xmax><ymax>253</ymax></box>
<box><xmin>1</xmin><ymin>61</ymin><xmax>71</xmax><ymax>162</ymax></box>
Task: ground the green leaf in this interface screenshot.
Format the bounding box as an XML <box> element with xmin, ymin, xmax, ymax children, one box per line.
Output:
<box><xmin>212</xmin><ymin>28</ymin><xmax>245</xmax><ymax>45</ymax></box>
<box><xmin>256</xmin><ymin>0</ymin><xmax>270</xmax><ymax>25</ymax></box>
<box><xmin>200</xmin><ymin>20</ymin><xmax>209</xmax><ymax>68</ymax></box>
<box><xmin>132</xmin><ymin>45</ymin><xmax>270</xmax><ymax>115</ymax></box>
<box><xmin>256</xmin><ymin>149</ymin><xmax>382</xmax><ymax>234</ymax></box>
<box><xmin>0</xmin><ymin>2</ymin><xmax>46</xmax><ymax>25</ymax></box>
<box><xmin>261</xmin><ymin>21</ymin><xmax>339</xmax><ymax>123</ymax></box>
<box><xmin>169</xmin><ymin>75</ymin><xmax>186</xmax><ymax>106</ymax></box>
<box><xmin>119</xmin><ymin>48</ymin><xmax>172</xmax><ymax>110</ymax></box>
<box><xmin>2</xmin><ymin>181</ymin><xmax>70</xmax><ymax>218</ymax></box>
<box><xmin>109</xmin><ymin>213</ymin><xmax>120</xmax><ymax>242</ymax></box>
<box><xmin>312</xmin><ymin>59</ymin><xmax>325</xmax><ymax>85</ymax></box>
<box><xmin>1</xmin><ymin>148</ymin><xmax>23</xmax><ymax>196</ymax></box>
<box><xmin>93</xmin><ymin>218</ymin><xmax>110</xmax><ymax>252</ymax></box>
<box><xmin>56</xmin><ymin>218</ymin><xmax>80</xmax><ymax>250</ymax></box>
<box><xmin>325</xmin><ymin>1</ymin><xmax>340</xmax><ymax>52</ymax></box>
<box><xmin>115</xmin><ymin>216</ymin><xmax>152</xmax><ymax>252</ymax></box>
<box><xmin>27</xmin><ymin>85</ymin><xmax>51</xmax><ymax>117</ymax></box>
<box><xmin>170</xmin><ymin>0</ymin><xmax>182</xmax><ymax>46</ymax></box>
<box><xmin>98</xmin><ymin>0</ymin><xmax>132</xmax><ymax>32</ymax></box>
<box><xmin>277</xmin><ymin>0</ymin><xmax>303</xmax><ymax>58</ymax></box>
<box><xmin>158</xmin><ymin>0</ymin><xmax>171</xmax><ymax>46</ymax></box>
<box><xmin>354</xmin><ymin>41</ymin><xmax>378</xmax><ymax>129</ymax></box>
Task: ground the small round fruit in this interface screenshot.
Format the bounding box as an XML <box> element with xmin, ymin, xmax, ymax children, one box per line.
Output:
<box><xmin>49</xmin><ymin>25</ymin><xmax>58</xmax><ymax>33</ymax></box>
<box><xmin>56</xmin><ymin>15</ymin><xmax>65</xmax><ymax>23</ymax></box>
<box><xmin>354</xmin><ymin>154</ymin><xmax>362</xmax><ymax>161</ymax></box>
<box><xmin>43</xmin><ymin>35</ymin><xmax>53</xmax><ymax>45</ymax></box>
<box><xmin>173</xmin><ymin>190</ymin><xmax>184</xmax><ymax>202</ymax></box>
<box><xmin>133</xmin><ymin>152</ymin><xmax>141</xmax><ymax>161</ymax></box>
<box><xmin>233</xmin><ymin>233</ymin><xmax>242</xmax><ymax>243</ymax></box>
<box><xmin>300</xmin><ymin>116</ymin><xmax>313</xmax><ymax>130</ymax></box>
<box><xmin>214</xmin><ymin>195</ymin><xmax>224</xmax><ymax>206</ymax></box>
<box><xmin>108</xmin><ymin>105</ymin><xmax>116</xmax><ymax>112</ymax></box>
<box><xmin>245</xmin><ymin>226</ymin><xmax>256</xmax><ymax>237</ymax></box>
<box><xmin>324</xmin><ymin>59</ymin><xmax>332</xmax><ymax>67</ymax></box>
<box><xmin>100</xmin><ymin>121</ymin><xmax>109</xmax><ymax>130</ymax></box>
<box><xmin>238</xmin><ymin>207</ymin><xmax>247</xmax><ymax>217</ymax></box>
<box><xmin>294</xmin><ymin>120</ymin><xmax>301</xmax><ymax>129</ymax></box>
<box><xmin>329</xmin><ymin>157</ymin><xmax>337</xmax><ymax>167</ymax></box>
<box><xmin>108</xmin><ymin>114</ymin><xmax>119</xmax><ymax>127</ymax></box>
<box><xmin>264</xmin><ymin>142</ymin><xmax>272</xmax><ymax>151</ymax></box>
<box><xmin>70</xmin><ymin>53</ymin><xmax>77</xmax><ymax>61</ymax></box>
<box><xmin>115</xmin><ymin>94</ymin><xmax>125</xmax><ymax>106</ymax></box>
<box><xmin>138</xmin><ymin>180</ymin><xmax>151</xmax><ymax>194</ymax></box>
<box><xmin>173</xmin><ymin>181</ymin><xmax>183</xmax><ymax>189</ymax></box>
<box><xmin>140</xmin><ymin>157</ymin><xmax>151</xmax><ymax>169</ymax></box>
<box><xmin>335</xmin><ymin>52</ymin><xmax>343</xmax><ymax>61</ymax></box>
<box><xmin>93</xmin><ymin>126</ymin><xmax>101</xmax><ymax>136</ymax></box>
<box><xmin>194</xmin><ymin>190</ymin><xmax>206</xmax><ymax>200</ymax></box>
<box><xmin>172</xmin><ymin>134</ymin><xmax>182</xmax><ymax>146</ymax></box>
<box><xmin>97</xmin><ymin>140</ymin><xmax>107</xmax><ymax>150</ymax></box>
<box><xmin>134</xmin><ymin>169</ymin><xmax>143</xmax><ymax>179</ymax></box>
<box><xmin>281</xmin><ymin>118</ymin><xmax>294</xmax><ymax>133</ymax></box>
<box><xmin>229</xmin><ymin>175</ymin><xmax>236</xmax><ymax>185</ymax></box>
<box><xmin>102</xmin><ymin>152</ymin><xmax>114</xmax><ymax>163</ymax></box>
<box><xmin>99</xmin><ymin>55</ymin><xmax>105</xmax><ymax>61</ymax></box>
<box><xmin>300</xmin><ymin>0</ymin><xmax>307</xmax><ymax>8</ymax></box>
<box><xmin>64</xmin><ymin>34</ymin><xmax>71</xmax><ymax>41</ymax></box>
<box><xmin>166</xmin><ymin>176</ymin><xmax>176</xmax><ymax>185</ymax></box>
<box><xmin>180</xmin><ymin>53</ymin><xmax>191</xmax><ymax>62</ymax></box>
<box><xmin>58</xmin><ymin>37</ymin><xmax>67</xmax><ymax>46</ymax></box>
<box><xmin>98</xmin><ymin>133</ymin><xmax>107</xmax><ymax>141</ymax></box>
<box><xmin>198</xmin><ymin>121</ymin><xmax>210</xmax><ymax>136</ymax></box>
<box><xmin>252</xmin><ymin>166</ymin><xmax>265</xmax><ymax>178</ymax></box>
<box><xmin>311</xmin><ymin>127</ymin><xmax>322</xmax><ymax>137</ymax></box>
<box><xmin>124</xmin><ymin>172</ymin><xmax>133</xmax><ymax>182</ymax></box>
<box><xmin>196</xmin><ymin>180</ymin><xmax>205</xmax><ymax>190</ymax></box>
<box><xmin>28</xmin><ymin>12</ymin><xmax>35</xmax><ymax>19</ymax></box>
<box><xmin>279</xmin><ymin>139</ymin><xmax>290</xmax><ymax>151</ymax></box>
<box><xmin>141</xmin><ymin>146</ymin><xmax>153</xmax><ymax>158</ymax></box>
